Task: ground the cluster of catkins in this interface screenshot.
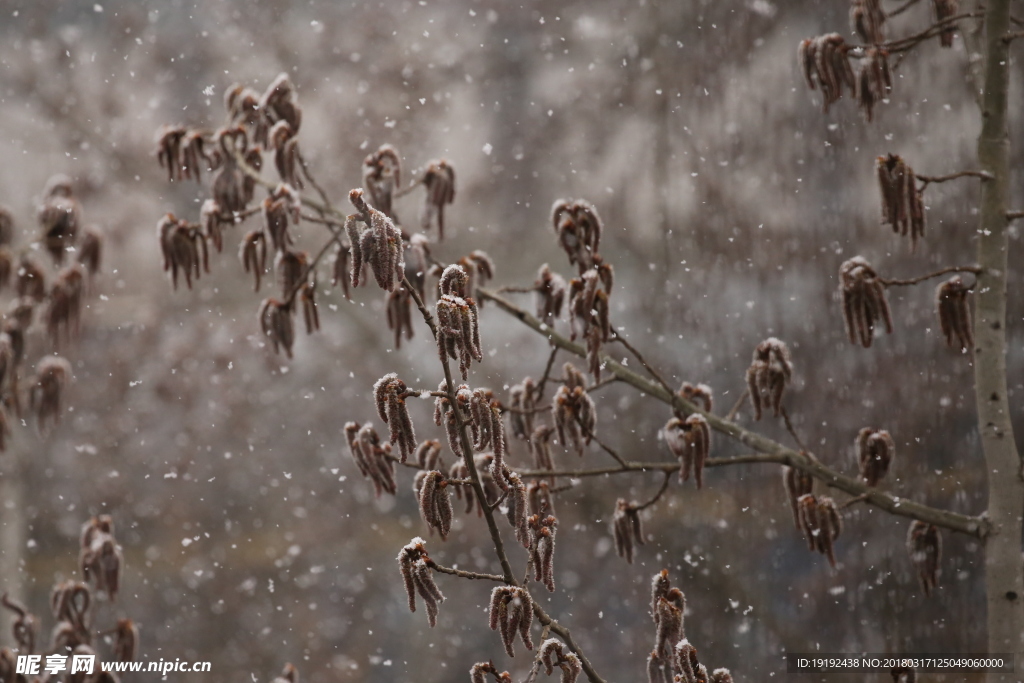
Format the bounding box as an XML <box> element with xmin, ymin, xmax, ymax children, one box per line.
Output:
<box><xmin>664</xmin><ymin>412</ymin><xmax>711</xmax><ymax>489</ymax></box>
<box><xmin>361</xmin><ymin>144</ymin><xmax>455</xmax><ymax>238</ymax></box>
<box><xmin>798</xmin><ymin>35</ymin><xmax>892</xmax><ymax>120</ymax></box>
<box><xmin>876</xmin><ymin>154</ymin><xmax>925</xmax><ymax>247</ymax></box>
<box><xmin>414</xmin><ymin>470</ymin><xmax>454</xmax><ymax>540</ymax></box>
<box><xmin>397</xmin><ymin>539</ymin><xmax>445</xmax><ymax>627</ymax></box>
<box><xmin>839</xmin><ymin>257</ymin><xmax>893</xmax><ymax>348</ymax></box>
<box><xmin>797</xmin><ymin>494</ymin><xmax>843</xmax><ymax>567</ymax></box>
<box><xmin>549</xmin><ymin>200</ymin><xmax>615</xmax><ymax>379</ymax></box>
<box><xmin>0</xmin><ymin>179</ymin><xmax>101</xmax><ymax>441</ymax></box>
<box><xmin>0</xmin><ymin>517</ymin><xmax>138</xmax><ymax>683</ymax></box>
<box><xmin>79</xmin><ymin>515</ymin><xmax>124</xmax><ymax>600</ymax></box>
<box><xmin>647</xmin><ymin>571</ymin><xmax>733</xmax><ymax>683</ymax></box>
<box><xmin>344</xmin><ymin>421</ymin><xmax>398</xmax><ymax>497</ymax></box>
<box><xmin>538</xmin><ymin>639</ymin><xmax>583</xmax><ymax>683</ymax></box>
<box><xmin>488</xmin><ymin>586</ymin><xmax>535</xmax><ymax>657</ymax></box>
<box><xmin>907</xmin><ymin>521</ymin><xmax>941</xmax><ymax>596</ymax></box>
<box><xmin>935</xmin><ymin>275</ymin><xmax>973</xmax><ymax>351</ymax></box>
<box><xmin>856</xmin><ymin>427</ymin><xmax>895</xmax><ymax>486</ymax></box>
<box><xmin>373</xmin><ymin>373</ymin><xmax>419</xmax><ymax>461</ymax></box>
<box><xmin>155</xmin><ymin>76</ymin><xmax>468</xmax><ymax>361</ymax></box>
<box><xmin>746</xmin><ymin>338</ymin><xmax>793</xmax><ymax>420</ymax></box>
<box><xmin>851</xmin><ymin>0</ymin><xmax>885</xmax><ymax>44</ymax></box>
<box><xmin>782</xmin><ymin>465</ymin><xmax>814</xmax><ymax>530</ymax></box>
<box><xmin>434</xmin><ymin>383</ymin><xmax>507</xmax><ymax>473</ymax></box>
<box><xmin>434</xmin><ymin>265</ymin><xmax>483</xmax><ymax>380</ymax></box>
<box><xmin>28</xmin><ymin>356</ymin><xmax>74</xmax><ymax>437</ymax></box>
<box><xmin>552</xmin><ymin>364</ymin><xmax>597</xmax><ymax>457</ymax></box>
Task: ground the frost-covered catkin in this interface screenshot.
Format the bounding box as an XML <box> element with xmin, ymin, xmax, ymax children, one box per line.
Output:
<box><xmin>529</xmin><ymin>514</ymin><xmax>558</xmax><ymax>591</ymax></box>
<box><xmin>415</xmin><ymin>440</ymin><xmax>444</xmax><ymax>471</ymax></box>
<box><xmin>839</xmin><ymin>257</ymin><xmax>893</xmax><ymax>348</ymax></box>
<box><xmin>421</xmin><ymin>160</ymin><xmax>456</xmax><ymax>239</ymax></box>
<box><xmin>932</xmin><ymin>0</ymin><xmax>959</xmax><ymax>47</ymax></box>
<box><xmin>505</xmin><ymin>472</ymin><xmax>530</xmax><ymax>548</ymax></box>
<box><xmin>663</xmin><ymin>414</ymin><xmax>710</xmax><ymax>488</ymax></box>
<box><xmin>240</xmin><ymin>230</ymin><xmax>268</xmax><ymax>292</ymax></box>
<box><xmin>710</xmin><ymin>669</ymin><xmax>734</xmax><ymax>683</ymax></box>
<box><xmin>79</xmin><ymin>515</ymin><xmax>123</xmax><ymax>600</ymax></box>
<box><xmin>30</xmin><ymin>356</ymin><xmax>72</xmax><ymax>433</ymax></box>
<box><xmin>782</xmin><ymin>465</ymin><xmax>814</xmax><ymax>530</ymax></box>
<box><xmin>362</xmin><ymin>144</ymin><xmax>401</xmax><ymax>219</ymax></box>
<box><xmin>435</xmin><ymin>265</ymin><xmax>483</xmax><ymax>379</ymax></box>
<box><xmin>746</xmin><ymin>338</ymin><xmax>793</xmax><ymax>420</ymax></box>
<box><xmin>397</xmin><ymin>539</ymin><xmax>444</xmax><ymax>626</ymax></box>
<box><xmin>345</xmin><ymin>422</ymin><xmax>397</xmax><ymax>497</ymax></box>
<box><xmin>856</xmin><ymin>427</ymin><xmax>895</xmax><ymax>487</ymax></box>
<box><xmin>675</xmin><ymin>640</ymin><xmax>700</xmax><ymax>683</ymax></box>
<box><xmin>509</xmin><ymin>377</ymin><xmax>538</xmax><ymax>441</ymax></box>
<box><xmin>539</xmin><ymin>639</ymin><xmax>582</xmax><ymax>683</ymax></box>
<box><xmin>613</xmin><ymin>499</ymin><xmax>644</xmax><ymax>564</ymax></box>
<box><xmin>551</xmin><ymin>199</ymin><xmax>602</xmax><ymax>273</ymax></box>
<box><xmin>373</xmin><ymin>373</ymin><xmax>418</xmax><ymax>462</ymax></box>
<box><xmin>850</xmin><ymin>0</ymin><xmax>885</xmax><ymax>43</ymax></box>
<box><xmin>534</xmin><ymin>264</ymin><xmax>567</xmax><ymax>329</ymax></box>
<box><xmin>258</xmin><ymin>299</ymin><xmax>294</xmax><ymax>358</ymax></box>
<box><xmin>876</xmin><ymin>154</ymin><xmax>924</xmax><ymax>246</ymax></box>
<box><xmin>935</xmin><ymin>276</ymin><xmax>973</xmax><ymax>351</ymax></box>
<box><xmin>856</xmin><ymin>47</ymin><xmax>893</xmax><ymax>122</ymax></box>
<box><xmin>679</xmin><ymin>382</ymin><xmax>713</xmax><ymax>413</ymax></box>
<box><xmin>418</xmin><ymin>471</ymin><xmax>453</xmax><ymax>540</ymax></box>
<box><xmin>798</xmin><ymin>494</ymin><xmax>842</xmax><ymax>567</ymax></box>
<box><xmin>488</xmin><ymin>586</ymin><xmax>535</xmax><ymax>657</ymax></box>
<box><xmin>907</xmin><ymin>521</ymin><xmax>941</xmax><ymax>596</ymax></box>
<box><xmin>552</xmin><ymin>364</ymin><xmax>596</xmax><ymax>456</ymax></box>
<box><xmin>348</xmin><ymin>188</ymin><xmax>405</xmax><ymax>292</ymax></box>
<box><xmin>530</xmin><ymin>425</ymin><xmax>557</xmax><ymax>482</ymax></box>
<box><xmin>798</xmin><ymin>34</ymin><xmax>855</xmax><ymax>113</ymax></box>
<box><xmin>527</xmin><ymin>481</ymin><xmax>555</xmax><ymax>517</ymax></box>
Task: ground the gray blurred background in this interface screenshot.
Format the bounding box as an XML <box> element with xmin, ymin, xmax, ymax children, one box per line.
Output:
<box><xmin>0</xmin><ymin>0</ymin><xmax>1020</xmax><ymax>681</ymax></box>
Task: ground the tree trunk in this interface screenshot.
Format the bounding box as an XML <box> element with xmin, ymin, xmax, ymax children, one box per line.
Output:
<box><xmin>0</xmin><ymin>448</ymin><xmax>26</xmax><ymax>605</ymax></box>
<box><xmin>974</xmin><ymin>1</ymin><xmax>1024</xmax><ymax>680</ymax></box>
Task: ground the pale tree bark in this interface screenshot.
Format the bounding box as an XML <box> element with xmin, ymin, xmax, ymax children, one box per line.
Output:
<box><xmin>0</xmin><ymin>447</ymin><xmax>26</xmax><ymax>606</ymax></box>
<box><xmin>974</xmin><ymin>0</ymin><xmax>1024</xmax><ymax>680</ymax></box>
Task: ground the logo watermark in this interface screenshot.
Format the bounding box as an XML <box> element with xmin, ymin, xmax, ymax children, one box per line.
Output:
<box><xmin>16</xmin><ymin>654</ymin><xmax>212</xmax><ymax>676</ymax></box>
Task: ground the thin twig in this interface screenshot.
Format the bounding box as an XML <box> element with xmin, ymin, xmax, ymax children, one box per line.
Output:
<box><xmin>297</xmin><ymin>150</ymin><xmax>334</xmax><ymax>209</ymax></box>
<box><xmin>880</xmin><ymin>265</ymin><xmax>982</xmax><ymax>287</ymax></box>
<box><xmin>428</xmin><ymin>562</ymin><xmax>504</xmax><ymax>583</ymax></box>
<box><xmin>610</xmin><ymin>327</ymin><xmax>675</xmax><ymax>398</ymax></box>
<box><xmin>587</xmin><ymin>432</ymin><xmax>629</xmax><ymax>469</ymax></box>
<box><xmin>725</xmin><ymin>390</ymin><xmax>748</xmax><ymax>422</ymax></box>
<box><xmin>634</xmin><ymin>471</ymin><xmax>672</xmax><ymax>511</ymax></box>
<box><xmin>882</xmin><ymin>12</ymin><xmax>984</xmax><ymax>53</ymax></box>
<box><xmin>585</xmin><ymin>376</ymin><xmax>620</xmax><ymax>393</ymax></box>
<box><xmin>840</xmin><ymin>493</ymin><xmax>870</xmax><ymax>510</ymax></box>
<box><xmin>1006</xmin><ymin>210</ymin><xmax>1024</xmax><ymax>221</ymax></box>
<box><xmin>496</xmin><ymin>285</ymin><xmax>537</xmax><ymax>294</ymax></box>
<box><xmin>535</xmin><ymin>346</ymin><xmax>560</xmax><ymax>402</ymax></box>
<box><xmin>915</xmin><ymin>169</ymin><xmax>993</xmax><ymax>186</ymax></box>
<box><xmin>780</xmin><ymin>406</ymin><xmax>809</xmax><ymax>454</ymax></box>
<box><xmin>886</xmin><ymin>0</ymin><xmax>922</xmax><ymax>18</ymax></box>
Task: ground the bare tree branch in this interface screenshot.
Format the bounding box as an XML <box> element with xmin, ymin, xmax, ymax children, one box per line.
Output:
<box><xmin>480</xmin><ymin>288</ymin><xmax>990</xmax><ymax>538</ymax></box>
